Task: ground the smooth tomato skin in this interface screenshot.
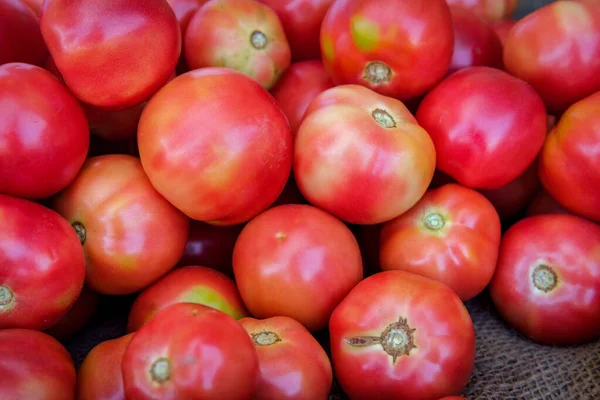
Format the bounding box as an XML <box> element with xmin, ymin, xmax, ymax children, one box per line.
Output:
<box><xmin>525</xmin><ymin>189</ymin><xmax>571</xmax><ymax>218</ymax></box>
<box><xmin>503</xmin><ymin>1</ymin><xmax>600</xmax><ymax>113</ymax></box>
<box><xmin>40</xmin><ymin>0</ymin><xmax>181</xmax><ymax>109</ymax></box>
<box><xmin>0</xmin><ymin>63</ymin><xmax>89</xmax><ymax>199</ymax></box>
<box><xmin>270</xmin><ymin>60</ymin><xmax>334</xmax><ymax>136</ymax></box>
<box><xmin>258</xmin><ymin>0</ymin><xmax>334</xmax><ymax>61</ymax></box>
<box><xmin>0</xmin><ymin>195</ymin><xmax>85</xmax><ymax>330</ymax></box>
<box><xmin>45</xmin><ymin>286</ymin><xmax>99</xmax><ymax>342</ymax></box>
<box><xmin>446</xmin><ymin>0</ymin><xmax>517</xmax><ymax>21</ymax></box>
<box><xmin>329</xmin><ymin>271</ymin><xmax>476</xmax><ymax>400</ymax></box>
<box><xmin>416</xmin><ymin>66</ymin><xmax>547</xmax><ymax>190</ymax></box>
<box><xmin>539</xmin><ymin>91</ymin><xmax>600</xmax><ymax>222</ymax></box>
<box><xmin>0</xmin><ymin>329</ymin><xmax>76</xmax><ymax>400</ymax></box>
<box><xmin>77</xmin><ymin>333</ymin><xmax>135</xmax><ymax>400</ymax></box>
<box><xmin>233</xmin><ymin>204</ymin><xmax>364</xmax><ymax>332</ymax></box>
<box><xmin>138</xmin><ymin>68</ymin><xmax>293</xmax><ymax>225</ymax></box>
<box><xmin>52</xmin><ymin>155</ymin><xmax>189</xmax><ymax>295</ymax></box>
<box><xmin>295</xmin><ymin>84</ymin><xmax>436</xmax><ymax>225</ymax></box>
<box><xmin>239</xmin><ymin>316</ymin><xmax>333</xmax><ymax>400</ymax></box>
<box><xmin>320</xmin><ymin>0</ymin><xmax>454</xmax><ymax>101</ymax></box>
<box><xmin>489</xmin><ymin>214</ymin><xmax>600</xmax><ymax>345</ymax></box>
<box><xmin>0</xmin><ymin>0</ymin><xmax>47</xmax><ymax>66</ymax></box>
<box><xmin>380</xmin><ymin>183</ymin><xmax>501</xmax><ymax>301</ymax></box>
<box><xmin>122</xmin><ymin>303</ymin><xmax>259</xmax><ymax>400</ymax></box>
<box><xmin>185</xmin><ymin>0</ymin><xmax>291</xmax><ymax>90</ymax></box>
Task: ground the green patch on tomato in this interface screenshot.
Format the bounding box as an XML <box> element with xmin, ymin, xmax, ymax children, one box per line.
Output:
<box><xmin>350</xmin><ymin>15</ymin><xmax>380</xmax><ymax>52</ymax></box>
<box><xmin>180</xmin><ymin>286</ymin><xmax>245</xmax><ymax>320</ymax></box>
<box><xmin>322</xmin><ymin>36</ymin><xmax>335</xmax><ymax>62</ymax></box>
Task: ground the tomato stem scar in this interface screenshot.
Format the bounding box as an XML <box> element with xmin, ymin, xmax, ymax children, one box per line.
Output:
<box><xmin>251</xmin><ymin>331</ymin><xmax>281</xmax><ymax>346</ymax></box>
<box><xmin>0</xmin><ymin>285</ymin><xmax>14</xmax><ymax>310</ymax></box>
<box><xmin>532</xmin><ymin>264</ymin><xmax>558</xmax><ymax>292</ymax></box>
<box><xmin>150</xmin><ymin>357</ymin><xmax>172</xmax><ymax>384</ymax></box>
<box><xmin>363</xmin><ymin>61</ymin><xmax>391</xmax><ymax>85</ymax></box>
<box><xmin>424</xmin><ymin>213</ymin><xmax>445</xmax><ymax>230</ymax></box>
<box><xmin>250</xmin><ymin>30</ymin><xmax>268</xmax><ymax>50</ymax></box>
<box><xmin>372</xmin><ymin>109</ymin><xmax>396</xmax><ymax>128</ymax></box>
<box><xmin>72</xmin><ymin>221</ymin><xmax>86</xmax><ymax>245</ymax></box>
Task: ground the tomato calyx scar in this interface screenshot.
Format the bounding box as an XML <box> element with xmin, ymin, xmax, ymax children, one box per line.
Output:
<box><xmin>363</xmin><ymin>61</ymin><xmax>392</xmax><ymax>85</ymax></box>
<box><xmin>0</xmin><ymin>285</ymin><xmax>15</xmax><ymax>310</ymax></box>
<box><xmin>532</xmin><ymin>264</ymin><xmax>558</xmax><ymax>293</ymax></box>
<box><xmin>372</xmin><ymin>109</ymin><xmax>396</xmax><ymax>128</ymax></box>
<box><xmin>150</xmin><ymin>357</ymin><xmax>172</xmax><ymax>384</ymax></box>
<box><xmin>250</xmin><ymin>30</ymin><xmax>268</xmax><ymax>50</ymax></box>
<box><xmin>71</xmin><ymin>221</ymin><xmax>86</xmax><ymax>245</ymax></box>
<box><xmin>423</xmin><ymin>213</ymin><xmax>445</xmax><ymax>231</ymax></box>
<box><xmin>251</xmin><ymin>331</ymin><xmax>281</xmax><ymax>346</ymax></box>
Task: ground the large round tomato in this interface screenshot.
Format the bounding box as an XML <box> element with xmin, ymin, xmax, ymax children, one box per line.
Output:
<box><xmin>320</xmin><ymin>0</ymin><xmax>454</xmax><ymax>101</ymax></box>
<box><xmin>380</xmin><ymin>183</ymin><xmax>501</xmax><ymax>301</ymax></box>
<box><xmin>0</xmin><ymin>194</ymin><xmax>85</xmax><ymax>331</ymax></box>
<box><xmin>138</xmin><ymin>67</ymin><xmax>293</xmax><ymax>225</ymax></box>
<box><xmin>52</xmin><ymin>155</ymin><xmax>189</xmax><ymax>295</ymax></box>
<box><xmin>503</xmin><ymin>1</ymin><xmax>600</xmax><ymax>113</ymax></box>
<box><xmin>0</xmin><ymin>63</ymin><xmax>89</xmax><ymax>199</ymax></box>
<box><xmin>0</xmin><ymin>0</ymin><xmax>47</xmax><ymax>66</ymax></box>
<box><xmin>489</xmin><ymin>214</ymin><xmax>600</xmax><ymax>345</ymax></box>
<box><xmin>539</xmin><ymin>91</ymin><xmax>600</xmax><ymax>222</ymax></box>
<box><xmin>446</xmin><ymin>0</ymin><xmax>517</xmax><ymax>22</ymax></box>
<box><xmin>416</xmin><ymin>66</ymin><xmax>547</xmax><ymax>190</ymax></box>
<box><xmin>330</xmin><ymin>270</ymin><xmax>476</xmax><ymax>400</ymax></box>
<box><xmin>122</xmin><ymin>302</ymin><xmax>259</xmax><ymax>399</ymax></box>
<box><xmin>233</xmin><ymin>204</ymin><xmax>363</xmax><ymax>332</ymax></box>
<box><xmin>239</xmin><ymin>316</ymin><xmax>333</xmax><ymax>400</ymax></box>
<box><xmin>295</xmin><ymin>84</ymin><xmax>436</xmax><ymax>225</ymax></box>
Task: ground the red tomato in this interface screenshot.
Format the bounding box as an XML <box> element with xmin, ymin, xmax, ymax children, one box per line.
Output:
<box><xmin>0</xmin><ymin>194</ymin><xmax>85</xmax><ymax>330</ymax></box>
<box><xmin>233</xmin><ymin>204</ymin><xmax>363</xmax><ymax>332</ymax></box>
<box><xmin>525</xmin><ymin>189</ymin><xmax>571</xmax><ymax>218</ymax></box>
<box><xmin>320</xmin><ymin>0</ymin><xmax>454</xmax><ymax>101</ymax></box>
<box><xmin>185</xmin><ymin>0</ymin><xmax>291</xmax><ymax>90</ymax></box>
<box><xmin>45</xmin><ymin>286</ymin><xmax>99</xmax><ymax>342</ymax></box>
<box><xmin>258</xmin><ymin>0</ymin><xmax>334</xmax><ymax>61</ymax></box>
<box><xmin>295</xmin><ymin>84</ymin><xmax>436</xmax><ymax>225</ymax></box>
<box><xmin>0</xmin><ymin>63</ymin><xmax>89</xmax><ymax>199</ymax></box>
<box><xmin>380</xmin><ymin>183</ymin><xmax>501</xmax><ymax>301</ymax></box>
<box><xmin>0</xmin><ymin>0</ymin><xmax>47</xmax><ymax>66</ymax></box>
<box><xmin>77</xmin><ymin>333</ymin><xmax>135</xmax><ymax>400</ymax></box>
<box><xmin>330</xmin><ymin>270</ymin><xmax>476</xmax><ymax>400</ymax></box>
<box><xmin>122</xmin><ymin>303</ymin><xmax>259</xmax><ymax>399</ymax></box>
<box><xmin>491</xmin><ymin>20</ymin><xmax>516</xmax><ymax>46</ymax></box>
<box><xmin>239</xmin><ymin>316</ymin><xmax>333</xmax><ymax>400</ymax></box>
<box><xmin>503</xmin><ymin>1</ymin><xmax>600</xmax><ymax>113</ymax></box>
<box><xmin>138</xmin><ymin>68</ymin><xmax>293</xmax><ymax>225</ymax></box>
<box><xmin>0</xmin><ymin>329</ymin><xmax>76</xmax><ymax>400</ymax></box>
<box><xmin>52</xmin><ymin>155</ymin><xmax>189</xmax><ymax>295</ymax></box>
<box><xmin>416</xmin><ymin>66</ymin><xmax>547</xmax><ymax>190</ymax></box>
<box><xmin>40</xmin><ymin>0</ymin><xmax>181</xmax><ymax>109</ymax></box>
<box><xmin>539</xmin><ymin>91</ymin><xmax>600</xmax><ymax>222</ymax></box>
<box><xmin>446</xmin><ymin>0</ymin><xmax>517</xmax><ymax>21</ymax></box>
<box><xmin>489</xmin><ymin>214</ymin><xmax>600</xmax><ymax>345</ymax></box>
<box><xmin>270</xmin><ymin>60</ymin><xmax>334</xmax><ymax>136</ymax></box>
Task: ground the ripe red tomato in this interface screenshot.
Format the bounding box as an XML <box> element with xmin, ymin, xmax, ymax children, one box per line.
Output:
<box><xmin>239</xmin><ymin>316</ymin><xmax>333</xmax><ymax>400</ymax></box>
<box><xmin>122</xmin><ymin>303</ymin><xmax>259</xmax><ymax>399</ymax></box>
<box><xmin>138</xmin><ymin>68</ymin><xmax>293</xmax><ymax>225</ymax></box>
<box><xmin>295</xmin><ymin>84</ymin><xmax>436</xmax><ymax>225</ymax></box>
<box><xmin>0</xmin><ymin>329</ymin><xmax>76</xmax><ymax>400</ymax></box>
<box><xmin>0</xmin><ymin>0</ymin><xmax>47</xmax><ymax>66</ymax></box>
<box><xmin>52</xmin><ymin>155</ymin><xmax>189</xmax><ymax>295</ymax></box>
<box><xmin>446</xmin><ymin>0</ymin><xmax>517</xmax><ymax>21</ymax></box>
<box><xmin>380</xmin><ymin>183</ymin><xmax>501</xmax><ymax>301</ymax></box>
<box><xmin>233</xmin><ymin>204</ymin><xmax>363</xmax><ymax>332</ymax></box>
<box><xmin>320</xmin><ymin>0</ymin><xmax>454</xmax><ymax>101</ymax></box>
<box><xmin>525</xmin><ymin>189</ymin><xmax>571</xmax><ymax>218</ymax></box>
<box><xmin>0</xmin><ymin>63</ymin><xmax>89</xmax><ymax>199</ymax></box>
<box><xmin>45</xmin><ymin>286</ymin><xmax>99</xmax><ymax>342</ymax></box>
<box><xmin>539</xmin><ymin>91</ymin><xmax>600</xmax><ymax>222</ymax></box>
<box><xmin>330</xmin><ymin>270</ymin><xmax>476</xmax><ymax>400</ymax></box>
<box><xmin>185</xmin><ymin>0</ymin><xmax>291</xmax><ymax>89</ymax></box>
<box><xmin>503</xmin><ymin>1</ymin><xmax>600</xmax><ymax>113</ymax></box>
<box><xmin>258</xmin><ymin>0</ymin><xmax>334</xmax><ymax>61</ymax></box>
<box><xmin>77</xmin><ymin>333</ymin><xmax>135</xmax><ymax>400</ymax></box>
<box><xmin>489</xmin><ymin>214</ymin><xmax>600</xmax><ymax>345</ymax></box>
<box><xmin>416</xmin><ymin>66</ymin><xmax>547</xmax><ymax>190</ymax></box>
<box><xmin>0</xmin><ymin>194</ymin><xmax>85</xmax><ymax>331</ymax></box>
<box><xmin>40</xmin><ymin>0</ymin><xmax>181</xmax><ymax>109</ymax></box>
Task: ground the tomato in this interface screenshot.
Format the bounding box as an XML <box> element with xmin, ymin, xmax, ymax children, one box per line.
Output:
<box><xmin>138</xmin><ymin>68</ymin><xmax>293</xmax><ymax>225</ymax></box>
<box><xmin>40</xmin><ymin>0</ymin><xmax>181</xmax><ymax>109</ymax></box>
<box><xmin>295</xmin><ymin>84</ymin><xmax>436</xmax><ymax>225</ymax></box>
<box><xmin>185</xmin><ymin>0</ymin><xmax>291</xmax><ymax>90</ymax></box>
<box><xmin>45</xmin><ymin>286</ymin><xmax>99</xmax><ymax>342</ymax></box>
<box><xmin>447</xmin><ymin>6</ymin><xmax>504</xmax><ymax>74</ymax></box>
<box><xmin>491</xmin><ymin>20</ymin><xmax>516</xmax><ymax>46</ymax></box>
<box><xmin>0</xmin><ymin>329</ymin><xmax>76</xmax><ymax>400</ymax></box>
<box><xmin>525</xmin><ymin>189</ymin><xmax>571</xmax><ymax>218</ymax></box>
<box><xmin>489</xmin><ymin>214</ymin><xmax>600</xmax><ymax>345</ymax></box>
<box><xmin>380</xmin><ymin>183</ymin><xmax>501</xmax><ymax>301</ymax></box>
<box><xmin>0</xmin><ymin>63</ymin><xmax>89</xmax><ymax>199</ymax></box>
<box><xmin>329</xmin><ymin>270</ymin><xmax>476</xmax><ymax>400</ymax></box>
<box><xmin>239</xmin><ymin>316</ymin><xmax>333</xmax><ymax>400</ymax></box>
<box><xmin>320</xmin><ymin>0</ymin><xmax>454</xmax><ymax>101</ymax></box>
<box><xmin>416</xmin><ymin>66</ymin><xmax>547</xmax><ymax>190</ymax></box>
<box><xmin>122</xmin><ymin>302</ymin><xmax>259</xmax><ymax>399</ymax></box>
<box><xmin>77</xmin><ymin>333</ymin><xmax>135</xmax><ymax>400</ymax></box>
<box><xmin>258</xmin><ymin>0</ymin><xmax>334</xmax><ymax>61</ymax></box>
<box><xmin>270</xmin><ymin>60</ymin><xmax>334</xmax><ymax>136</ymax></box>
<box><xmin>0</xmin><ymin>0</ymin><xmax>47</xmax><ymax>66</ymax></box>
<box><xmin>503</xmin><ymin>1</ymin><xmax>600</xmax><ymax>113</ymax></box>
<box><xmin>233</xmin><ymin>204</ymin><xmax>363</xmax><ymax>332</ymax></box>
<box><xmin>539</xmin><ymin>91</ymin><xmax>600</xmax><ymax>222</ymax></box>
<box><xmin>52</xmin><ymin>155</ymin><xmax>189</xmax><ymax>295</ymax></box>
<box><xmin>0</xmin><ymin>194</ymin><xmax>85</xmax><ymax>331</ymax></box>
<box><xmin>446</xmin><ymin>0</ymin><xmax>517</xmax><ymax>21</ymax></box>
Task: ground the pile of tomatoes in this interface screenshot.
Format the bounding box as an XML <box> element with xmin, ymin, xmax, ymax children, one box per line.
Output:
<box><xmin>1</xmin><ymin>0</ymin><xmax>599</xmax><ymax>399</ymax></box>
